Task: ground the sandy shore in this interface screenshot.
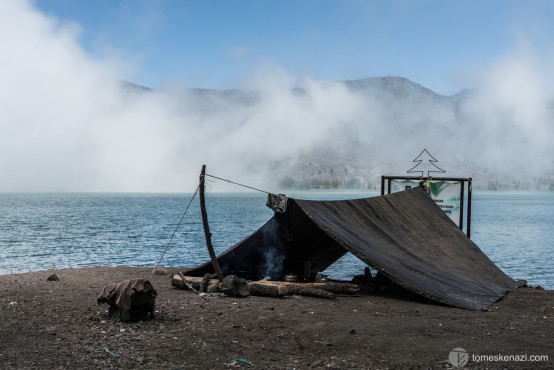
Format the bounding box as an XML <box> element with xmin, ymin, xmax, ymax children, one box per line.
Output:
<box><xmin>0</xmin><ymin>267</ymin><xmax>552</xmax><ymax>369</ymax></box>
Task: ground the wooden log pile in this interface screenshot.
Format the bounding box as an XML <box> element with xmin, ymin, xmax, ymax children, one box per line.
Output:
<box><xmin>171</xmin><ymin>274</ymin><xmax>360</xmax><ymax>300</ymax></box>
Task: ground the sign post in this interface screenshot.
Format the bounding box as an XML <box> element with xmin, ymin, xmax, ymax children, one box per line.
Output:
<box><xmin>381</xmin><ymin>150</ymin><xmax>473</xmax><ymax>237</ymax></box>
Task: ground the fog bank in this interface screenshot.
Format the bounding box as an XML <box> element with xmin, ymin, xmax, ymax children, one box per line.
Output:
<box><xmin>1</xmin><ymin>1</ymin><xmax>553</xmax><ymax>192</ymax></box>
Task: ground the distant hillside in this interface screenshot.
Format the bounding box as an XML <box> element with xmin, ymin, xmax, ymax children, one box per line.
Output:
<box><xmin>121</xmin><ymin>76</ymin><xmax>554</xmax><ymax>191</ymax></box>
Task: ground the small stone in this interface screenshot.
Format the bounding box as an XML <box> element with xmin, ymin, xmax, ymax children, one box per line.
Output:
<box><xmin>153</xmin><ymin>268</ymin><xmax>167</xmax><ymax>275</ymax></box>
<box><xmin>47</xmin><ymin>274</ymin><xmax>59</xmax><ymax>282</ymax></box>
<box><xmin>516</xmin><ymin>280</ymin><xmax>527</xmax><ymax>288</ymax></box>
<box><xmin>349</xmin><ymin>329</ymin><xmax>356</xmax><ymax>334</ymax></box>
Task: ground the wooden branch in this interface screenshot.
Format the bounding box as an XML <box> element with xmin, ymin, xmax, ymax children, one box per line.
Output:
<box><xmin>199</xmin><ymin>165</ymin><xmax>224</xmax><ymax>283</ymax></box>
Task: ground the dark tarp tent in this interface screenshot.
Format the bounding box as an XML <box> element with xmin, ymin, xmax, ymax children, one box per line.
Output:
<box><xmin>186</xmin><ymin>187</ymin><xmax>517</xmax><ymax>310</ymax></box>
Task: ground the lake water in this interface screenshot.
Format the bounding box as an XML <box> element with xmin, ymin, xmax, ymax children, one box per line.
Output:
<box><xmin>1</xmin><ymin>191</ymin><xmax>552</xmax><ymax>289</ymax></box>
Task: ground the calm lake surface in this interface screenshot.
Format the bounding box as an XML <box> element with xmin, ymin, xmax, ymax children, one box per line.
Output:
<box><xmin>1</xmin><ymin>191</ymin><xmax>552</xmax><ymax>289</ymax></box>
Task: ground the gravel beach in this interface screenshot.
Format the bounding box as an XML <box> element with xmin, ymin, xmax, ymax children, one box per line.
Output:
<box><xmin>0</xmin><ymin>267</ymin><xmax>552</xmax><ymax>369</ymax></box>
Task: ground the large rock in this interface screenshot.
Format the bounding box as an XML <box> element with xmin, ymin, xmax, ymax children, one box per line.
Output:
<box><xmin>219</xmin><ymin>275</ymin><xmax>249</xmax><ymax>298</ymax></box>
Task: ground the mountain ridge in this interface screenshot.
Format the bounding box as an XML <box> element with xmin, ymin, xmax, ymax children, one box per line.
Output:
<box><xmin>120</xmin><ymin>76</ymin><xmax>553</xmax><ymax>191</ymax></box>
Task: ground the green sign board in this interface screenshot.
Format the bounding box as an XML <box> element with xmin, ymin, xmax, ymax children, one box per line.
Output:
<box><xmin>390</xmin><ymin>180</ymin><xmax>462</xmax><ymax>226</ymax></box>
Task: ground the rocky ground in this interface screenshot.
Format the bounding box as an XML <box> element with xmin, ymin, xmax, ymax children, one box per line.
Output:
<box><xmin>0</xmin><ymin>267</ymin><xmax>552</xmax><ymax>369</ymax></box>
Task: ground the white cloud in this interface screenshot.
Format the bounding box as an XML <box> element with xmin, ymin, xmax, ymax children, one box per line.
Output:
<box><xmin>1</xmin><ymin>1</ymin><xmax>552</xmax><ymax>192</ymax></box>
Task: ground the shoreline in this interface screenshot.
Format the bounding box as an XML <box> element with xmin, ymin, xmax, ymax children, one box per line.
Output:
<box><xmin>1</xmin><ymin>266</ymin><xmax>552</xmax><ymax>369</ymax></box>
<box><xmin>1</xmin><ymin>266</ymin><xmax>552</xmax><ymax>292</ymax></box>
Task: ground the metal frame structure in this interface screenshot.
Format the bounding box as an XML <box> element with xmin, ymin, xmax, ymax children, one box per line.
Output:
<box><xmin>381</xmin><ymin>176</ymin><xmax>473</xmax><ymax>238</ymax></box>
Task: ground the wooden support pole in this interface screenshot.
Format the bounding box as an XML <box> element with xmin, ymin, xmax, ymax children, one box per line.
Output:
<box><xmin>199</xmin><ymin>165</ymin><xmax>224</xmax><ymax>283</ymax></box>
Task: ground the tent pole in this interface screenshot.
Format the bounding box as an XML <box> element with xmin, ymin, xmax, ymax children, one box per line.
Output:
<box><xmin>467</xmin><ymin>178</ymin><xmax>472</xmax><ymax>238</ymax></box>
<box><xmin>199</xmin><ymin>165</ymin><xmax>224</xmax><ymax>282</ymax></box>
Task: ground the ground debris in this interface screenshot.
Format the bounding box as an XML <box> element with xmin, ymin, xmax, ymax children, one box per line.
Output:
<box><xmin>0</xmin><ymin>266</ymin><xmax>551</xmax><ymax>369</ymax></box>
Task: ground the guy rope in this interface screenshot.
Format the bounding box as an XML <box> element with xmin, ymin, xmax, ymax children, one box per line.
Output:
<box><xmin>151</xmin><ymin>165</ymin><xmax>271</xmax><ymax>280</ymax></box>
<box><xmin>150</xmin><ymin>184</ymin><xmax>200</xmax><ymax>280</ymax></box>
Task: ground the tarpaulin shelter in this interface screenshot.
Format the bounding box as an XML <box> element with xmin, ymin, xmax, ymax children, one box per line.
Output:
<box><xmin>186</xmin><ymin>187</ymin><xmax>517</xmax><ymax>310</ymax></box>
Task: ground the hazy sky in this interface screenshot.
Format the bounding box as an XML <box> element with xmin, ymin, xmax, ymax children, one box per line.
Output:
<box><xmin>1</xmin><ymin>0</ymin><xmax>553</xmax><ymax>192</ymax></box>
<box><xmin>34</xmin><ymin>0</ymin><xmax>554</xmax><ymax>95</ymax></box>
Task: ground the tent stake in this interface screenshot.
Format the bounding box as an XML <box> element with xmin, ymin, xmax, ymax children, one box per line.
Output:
<box><xmin>199</xmin><ymin>165</ymin><xmax>224</xmax><ymax>282</ymax></box>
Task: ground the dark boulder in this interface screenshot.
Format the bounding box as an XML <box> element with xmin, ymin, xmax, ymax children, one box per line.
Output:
<box><xmin>219</xmin><ymin>275</ymin><xmax>249</xmax><ymax>298</ymax></box>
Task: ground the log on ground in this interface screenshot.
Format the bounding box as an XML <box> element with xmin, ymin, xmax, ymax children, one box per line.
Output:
<box><xmin>247</xmin><ymin>282</ymin><xmax>288</xmax><ymax>298</ymax></box>
<box><xmin>249</xmin><ymin>281</ymin><xmax>336</xmax><ymax>300</ymax></box>
<box><xmin>282</xmin><ymin>286</ymin><xmax>336</xmax><ymax>300</ymax></box>
<box><xmin>257</xmin><ymin>280</ymin><xmax>359</xmax><ymax>295</ymax></box>
<box><xmin>171</xmin><ymin>274</ymin><xmax>207</xmax><ymax>291</ymax></box>
<box><xmin>172</xmin><ymin>275</ymin><xmax>354</xmax><ymax>300</ymax></box>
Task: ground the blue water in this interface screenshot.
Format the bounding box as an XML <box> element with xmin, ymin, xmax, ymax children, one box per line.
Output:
<box><xmin>1</xmin><ymin>191</ymin><xmax>552</xmax><ymax>289</ymax></box>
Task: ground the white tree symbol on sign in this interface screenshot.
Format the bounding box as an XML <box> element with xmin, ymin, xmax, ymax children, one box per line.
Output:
<box><xmin>407</xmin><ymin>149</ymin><xmax>446</xmax><ymax>177</ymax></box>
